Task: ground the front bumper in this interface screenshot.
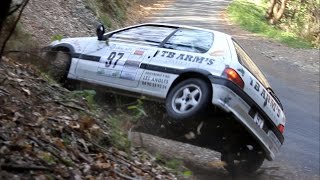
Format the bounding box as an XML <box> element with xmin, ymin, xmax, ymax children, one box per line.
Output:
<box><xmin>209</xmin><ymin>77</ymin><xmax>284</xmax><ymax>161</ymax></box>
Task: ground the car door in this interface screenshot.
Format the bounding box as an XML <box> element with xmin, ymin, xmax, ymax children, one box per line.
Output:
<box><xmin>148</xmin><ymin>28</ymin><xmax>215</xmax><ymax>70</ymax></box>
<box><xmin>75</xmin><ymin>25</ymin><xmax>176</xmax><ymax>90</ymax></box>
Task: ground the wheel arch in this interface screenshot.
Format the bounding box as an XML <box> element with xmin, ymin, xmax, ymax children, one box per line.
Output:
<box><xmin>51</xmin><ymin>43</ymin><xmax>75</xmax><ymax>54</ymax></box>
<box><xmin>167</xmin><ymin>69</ymin><xmax>213</xmax><ymax>98</ymax></box>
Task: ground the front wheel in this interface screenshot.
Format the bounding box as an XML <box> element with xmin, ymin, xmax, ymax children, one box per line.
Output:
<box><xmin>166</xmin><ymin>78</ymin><xmax>211</xmax><ymax>120</ymax></box>
<box><xmin>48</xmin><ymin>51</ymin><xmax>71</xmax><ymax>84</ymax></box>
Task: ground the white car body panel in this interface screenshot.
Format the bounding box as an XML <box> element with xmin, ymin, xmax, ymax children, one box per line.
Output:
<box><xmin>49</xmin><ymin>23</ymin><xmax>285</xmax><ymax>160</ymax></box>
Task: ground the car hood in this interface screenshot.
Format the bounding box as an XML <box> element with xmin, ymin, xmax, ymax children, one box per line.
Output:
<box><xmin>50</xmin><ymin>37</ymin><xmax>97</xmax><ymax>53</ymax></box>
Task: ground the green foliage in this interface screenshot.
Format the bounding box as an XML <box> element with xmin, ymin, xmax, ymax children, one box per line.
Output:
<box><xmin>165</xmin><ymin>159</ymin><xmax>182</xmax><ymax>170</ymax></box>
<box><xmin>101</xmin><ymin>14</ymin><xmax>112</xmax><ymax>28</ymax></box>
<box><xmin>281</xmin><ymin>0</ymin><xmax>320</xmax><ymax>47</ymax></box>
<box><xmin>127</xmin><ymin>98</ymin><xmax>147</xmax><ymax>121</ymax></box>
<box><xmin>105</xmin><ymin>116</ymin><xmax>131</xmax><ymax>151</ymax></box>
<box><xmin>99</xmin><ymin>0</ymin><xmax>127</xmax><ymax>20</ymax></box>
<box><xmin>155</xmin><ymin>154</ymin><xmax>194</xmax><ymax>177</ymax></box>
<box><xmin>155</xmin><ymin>154</ymin><xmax>181</xmax><ymax>170</ymax></box>
<box><xmin>50</xmin><ymin>34</ymin><xmax>63</xmax><ymax>42</ymax></box>
<box><xmin>40</xmin><ymin>152</ymin><xmax>56</xmax><ymax>165</ymax></box>
<box><xmin>40</xmin><ymin>72</ymin><xmax>56</xmax><ymax>84</ymax></box>
<box><xmin>85</xmin><ymin>0</ymin><xmax>130</xmax><ymax>29</ymax></box>
<box><xmin>69</xmin><ymin>90</ymin><xmax>97</xmax><ymax>109</ymax></box>
<box><xmin>182</xmin><ymin>170</ymin><xmax>193</xmax><ymax>178</ymax></box>
<box><xmin>227</xmin><ymin>0</ymin><xmax>314</xmax><ymax>48</ymax></box>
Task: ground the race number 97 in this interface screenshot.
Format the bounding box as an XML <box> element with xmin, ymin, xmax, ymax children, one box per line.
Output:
<box><xmin>106</xmin><ymin>52</ymin><xmax>124</xmax><ymax>68</ymax></box>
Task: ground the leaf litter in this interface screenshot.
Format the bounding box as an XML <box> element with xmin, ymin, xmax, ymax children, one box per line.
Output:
<box><xmin>0</xmin><ymin>57</ymin><xmax>179</xmax><ymax>180</ymax></box>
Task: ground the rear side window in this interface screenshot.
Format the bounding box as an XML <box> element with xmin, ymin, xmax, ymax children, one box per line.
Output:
<box><xmin>163</xmin><ymin>28</ymin><xmax>213</xmax><ymax>53</ymax></box>
<box><xmin>233</xmin><ymin>41</ymin><xmax>270</xmax><ymax>88</ymax></box>
<box><xmin>110</xmin><ymin>26</ymin><xmax>176</xmax><ymax>46</ymax></box>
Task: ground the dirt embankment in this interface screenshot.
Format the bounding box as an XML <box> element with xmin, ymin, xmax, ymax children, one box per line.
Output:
<box><xmin>20</xmin><ymin>0</ymin><xmax>169</xmax><ymax>46</ymax></box>
<box><xmin>0</xmin><ymin>56</ymin><xmax>182</xmax><ymax>179</ymax></box>
<box><xmin>0</xmin><ymin>0</ymin><xmax>187</xmax><ymax>179</ymax></box>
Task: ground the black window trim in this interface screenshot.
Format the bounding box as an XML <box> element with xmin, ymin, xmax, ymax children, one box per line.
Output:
<box><xmin>160</xmin><ymin>28</ymin><xmax>214</xmax><ymax>53</ymax></box>
<box><xmin>106</xmin><ymin>24</ymin><xmax>178</xmax><ymax>45</ymax></box>
<box><xmin>159</xmin><ymin>28</ymin><xmax>180</xmax><ymax>47</ymax></box>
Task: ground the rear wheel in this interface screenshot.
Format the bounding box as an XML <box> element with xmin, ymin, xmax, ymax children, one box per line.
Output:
<box><xmin>221</xmin><ymin>145</ymin><xmax>265</xmax><ymax>174</ymax></box>
<box><xmin>166</xmin><ymin>78</ymin><xmax>211</xmax><ymax>120</ymax></box>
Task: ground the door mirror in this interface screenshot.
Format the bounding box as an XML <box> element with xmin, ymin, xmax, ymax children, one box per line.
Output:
<box><xmin>96</xmin><ymin>24</ymin><xmax>106</xmax><ymax>41</ymax></box>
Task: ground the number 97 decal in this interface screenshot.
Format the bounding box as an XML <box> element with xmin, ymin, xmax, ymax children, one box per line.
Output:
<box><xmin>105</xmin><ymin>52</ymin><xmax>124</xmax><ymax>68</ymax></box>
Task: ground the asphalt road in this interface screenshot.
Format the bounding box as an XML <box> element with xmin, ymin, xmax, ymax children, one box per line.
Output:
<box><xmin>144</xmin><ymin>0</ymin><xmax>320</xmax><ymax>178</ymax></box>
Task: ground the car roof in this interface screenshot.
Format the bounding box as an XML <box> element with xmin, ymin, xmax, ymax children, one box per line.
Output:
<box><xmin>107</xmin><ymin>23</ymin><xmax>230</xmax><ymax>39</ymax></box>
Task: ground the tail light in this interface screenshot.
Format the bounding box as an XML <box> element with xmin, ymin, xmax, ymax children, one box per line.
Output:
<box><xmin>277</xmin><ymin>124</ymin><xmax>285</xmax><ymax>134</ymax></box>
<box><xmin>222</xmin><ymin>68</ymin><xmax>245</xmax><ymax>89</ymax></box>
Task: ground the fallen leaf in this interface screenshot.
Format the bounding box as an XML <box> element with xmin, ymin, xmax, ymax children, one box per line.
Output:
<box><xmin>13</xmin><ymin>112</ymin><xmax>24</xmax><ymax>121</ymax></box>
<box><xmin>58</xmin><ymin>115</ymin><xmax>73</xmax><ymax>120</ymax></box>
<box><xmin>32</xmin><ymin>112</ymin><xmax>41</xmax><ymax>117</ymax></box>
<box><xmin>69</xmin><ymin>122</ymin><xmax>80</xmax><ymax>129</ymax></box>
<box><xmin>53</xmin><ymin>138</ymin><xmax>65</xmax><ymax>149</ymax></box>
<box><xmin>95</xmin><ymin>162</ymin><xmax>111</xmax><ymax>169</ymax></box>
<box><xmin>22</xmin><ymin>87</ymin><xmax>31</xmax><ymax>96</ymax></box>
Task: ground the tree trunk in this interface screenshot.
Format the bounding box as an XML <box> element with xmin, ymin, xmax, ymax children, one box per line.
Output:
<box><xmin>266</xmin><ymin>0</ymin><xmax>288</xmax><ymax>25</ymax></box>
<box><xmin>0</xmin><ymin>0</ymin><xmax>12</xmax><ymax>33</ymax></box>
<box><xmin>274</xmin><ymin>0</ymin><xmax>288</xmax><ymax>23</ymax></box>
<box><xmin>0</xmin><ymin>0</ymin><xmax>30</xmax><ymax>57</ymax></box>
<box><xmin>266</xmin><ymin>0</ymin><xmax>276</xmax><ymax>19</ymax></box>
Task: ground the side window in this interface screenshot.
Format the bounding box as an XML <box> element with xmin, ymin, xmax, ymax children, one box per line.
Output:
<box><xmin>233</xmin><ymin>41</ymin><xmax>270</xmax><ymax>88</ymax></box>
<box><xmin>163</xmin><ymin>29</ymin><xmax>213</xmax><ymax>53</ymax></box>
<box><xmin>110</xmin><ymin>26</ymin><xmax>176</xmax><ymax>47</ymax></box>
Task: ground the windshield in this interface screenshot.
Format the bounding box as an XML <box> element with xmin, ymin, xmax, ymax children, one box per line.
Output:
<box><xmin>110</xmin><ymin>26</ymin><xmax>176</xmax><ymax>46</ymax></box>
<box><xmin>233</xmin><ymin>40</ymin><xmax>271</xmax><ymax>88</ymax></box>
<box><xmin>163</xmin><ymin>28</ymin><xmax>214</xmax><ymax>53</ymax></box>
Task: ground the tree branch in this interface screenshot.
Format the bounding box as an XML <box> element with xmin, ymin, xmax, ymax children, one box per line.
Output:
<box><xmin>0</xmin><ymin>0</ymin><xmax>30</xmax><ymax>57</ymax></box>
<box><xmin>7</xmin><ymin>3</ymin><xmax>23</xmax><ymax>16</ymax></box>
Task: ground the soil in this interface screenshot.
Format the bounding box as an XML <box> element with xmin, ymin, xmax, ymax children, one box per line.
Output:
<box><xmin>20</xmin><ymin>0</ymin><xmax>172</xmax><ymax>46</ymax></box>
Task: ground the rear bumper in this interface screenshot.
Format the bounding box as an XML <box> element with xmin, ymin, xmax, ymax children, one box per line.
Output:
<box><xmin>209</xmin><ymin>76</ymin><xmax>284</xmax><ymax>160</ymax></box>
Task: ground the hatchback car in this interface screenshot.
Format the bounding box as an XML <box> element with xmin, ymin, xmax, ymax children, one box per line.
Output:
<box><xmin>47</xmin><ymin>23</ymin><xmax>286</xmax><ymax>173</ymax></box>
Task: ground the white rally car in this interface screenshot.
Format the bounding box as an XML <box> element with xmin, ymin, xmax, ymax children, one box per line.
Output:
<box><xmin>47</xmin><ymin>23</ymin><xmax>286</xmax><ymax>173</ymax></box>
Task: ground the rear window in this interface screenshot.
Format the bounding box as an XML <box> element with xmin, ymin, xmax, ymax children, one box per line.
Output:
<box><xmin>233</xmin><ymin>41</ymin><xmax>270</xmax><ymax>88</ymax></box>
<box><xmin>110</xmin><ymin>26</ymin><xmax>176</xmax><ymax>46</ymax></box>
<box><xmin>163</xmin><ymin>28</ymin><xmax>213</xmax><ymax>53</ymax></box>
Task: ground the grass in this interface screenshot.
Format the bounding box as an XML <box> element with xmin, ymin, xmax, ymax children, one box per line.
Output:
<box><xmin>227</xmin><ymin>0</ymin><xmax>313</xmax><ymax>48</ymax></box>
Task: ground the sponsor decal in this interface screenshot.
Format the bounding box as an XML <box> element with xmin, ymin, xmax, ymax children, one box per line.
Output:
<box><xmin>249</xmin><ymin>78</ymin><xmax>281</xmax><ymax>117</ymax></box>
<box><xmin>124</xmin><ymin>60</ymin><xmax>141</xmax><ymax>68</ymax></box>
<box><xmin>113</xmin><ymin>46</ymin><xmax>132</xmax><ymax>52</ymax></box>
<box><xmin>237</xmin><ymin>68</ymin><xmax>245</xmax><ymax>76</ymax></box>
<box><xmin>97</xmin><ymin>67</ymin><xmax>121</xmax><ymax>78</ymax></box>
<box><xmin>141</xmin><ymin>71</ymin><xmax>170</xmax><ymax>90</ymax></box>
<box><xmin>120</xmin><ymin>71</ymin><xmax>136</xmax><ymax>80</ymax></box>
<box><xmin>100</xmin><ymin>51</ymin><xmax>124</xmax><ymax>68</ymax></box>
<box><xmin>158</xmin><ymin>50</ymin><xmax>215</xmax><ymax>65</ymax></box>
<box><xmin>134</xmin><ymin>50</ymin><xmax>144</xmax><ymax>56</ymax></box>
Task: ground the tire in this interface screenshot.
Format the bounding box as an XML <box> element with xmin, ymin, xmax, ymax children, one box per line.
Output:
<box><xmin>221</xmin><ymin>147</ymin><xmax>265</xmax><ymax>174</ymax></box>
<box><xmin>166</xmin><ymin>78</ymin><xmax>211</xmax><ymax>120</ymax></box>
<box><xmin>48</xmin><ymin>51</ymin><xmax>71</xmax><ymax>84</ymax></box>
